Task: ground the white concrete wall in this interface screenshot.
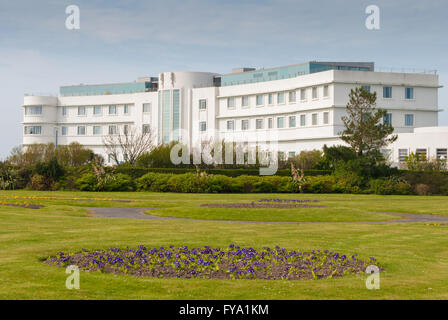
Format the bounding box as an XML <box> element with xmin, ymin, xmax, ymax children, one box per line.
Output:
<box><xmin>22</xmin><ymin>69</ymin><xmax>441</xmax><ymax>165</ymax></box>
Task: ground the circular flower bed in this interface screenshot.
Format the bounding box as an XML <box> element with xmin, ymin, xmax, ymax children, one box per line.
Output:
<box><xmin>45</xmin><ymin>245</ymin><xmax>380</xmax><ymax>280</ymax></box>
<box><xmin>200</xmin><ymin>199</ymin><xmax>326</xmax><ymax>209</ymax></box>
<box><xmin>259</xmin><ymin>198</ymin><xmax>320</xmax><ymax>203</ymax></box>
<box><xmin>200</xmin><ymin>203</ymin><xmax>326</xmax><ymax>209</ymax></box>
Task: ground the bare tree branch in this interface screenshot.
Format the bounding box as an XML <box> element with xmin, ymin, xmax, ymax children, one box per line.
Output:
<box><xmin>102</xmin><ymin>125</ymin><xmax>155</xmax><ymax>166</ymax></box>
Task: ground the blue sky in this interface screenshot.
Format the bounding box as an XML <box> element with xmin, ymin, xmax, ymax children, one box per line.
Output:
<box><xmin>0</xmin><ymin>0</ymin><xmax>447</xmax><ymax>158</ymax></box>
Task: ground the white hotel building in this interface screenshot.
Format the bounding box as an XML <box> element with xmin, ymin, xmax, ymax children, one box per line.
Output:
<box><xmin>22</xmin><ymin>61</ymin><xmax>447</xmax><ymax>166</ymax></box>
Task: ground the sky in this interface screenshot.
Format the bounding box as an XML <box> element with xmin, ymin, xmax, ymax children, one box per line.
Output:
<box><xmin>0</xmin><ymin>0</ymin><xmax>447</xmax><ymax>159</ymax></box>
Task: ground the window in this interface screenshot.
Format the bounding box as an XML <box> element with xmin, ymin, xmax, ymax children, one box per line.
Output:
<box><xmin>142</xmin><ymin>124</ymin><xmax>150</xmax><ymax>133</ymax></box>
<box><xmin>78</xmin><ymin>106</ymin><xmax>86</xmax><ymax>115</ymax></box>
<box><xmin>436</xmin><ymin>148</ymin><xmax>447</xmax><ymax>160</ymax></box>
<box><xmin>383</xmin><ymin>113</ymin><xmax>392</xmax><ymax>125</ymax></box>
<box><xmin>312</xmin><ymin>87</ymin><xmax>318</xmax><ymax>99</ymax></box>
<box><xmin>268</xmin><ymin>94</ymin><xmax>273</xmax><ymax>105</ymax></box>
<box><xmin>289</xmin><ymin>116</ymin><xmax>296</xmax><ymax>128</ymax></box>
<box><xmin>383</xmin><ymin>86</ymin><xmax>392</xmax><ymax>98</ymax></box>
<box><xmin>143</xmin><ymin>103</ymin><xmax>151</xmax><ymax>113</ymax></box>
<box><xmin>405</xmin><ymin>87</ymin><xmax>414</xmax><ymax>99</ymax></box>
<box><xmin>227</xmin><ymin>97</ymin><xmax>235</xmax><ymax>108</ymax></box>
<box><xmin>108</xmin><ymin>154</ymin><xmax>114</xmax><ymax>164</ymax></box>
<box><xmin>323</xmin><ymin>85</ymin><xmax>329</xmax><ymax>97</ymax></box>
<box><xmin>399</xmin><ymin>149</ymin><xmax>408</xmax><ymax>162</ymax></box>
<box><xmin>199</xmin><ymin>121</ymin><xmax>207</xmax><ymax>132</ymax></box>
<box><xmin>405</xmin><ymin>114</ymin><xmax>414</xmax><ymax>126</ymax></box>
<box><xmin>123</xmin><ymin>124</ymin><xmax>129</xmax><ymax>135</ymax></box>
<box><xmin>124</xmin><ymin>104</ymin><xmax>129</xmax><ymax>114</ymax></box>
<box><xmin>242</xmin><ymin>96</ymin><xmax>249</xmax><ymax>107</ymax></box>
<box><xmin>268</xmin><ymin>118</ymin><xmax>273</xmax><ymax>129</ymax></box>
<box><xmin>93</xmin><ymin>126</ymin><xmax>101</xmax><ymax>135</ymax></box>
<box><xmin>312</xmin><ymin>113</ymin><xmax>318</xmax><ymax>125</ymax></box>
<box><xmin>300</xmin><ymin>114</ymin><xmax>306</xmax><ymax>126</ymax></box>
<box><xmin>416</xmin><ymin>148</ymin><xmax>427</xmax><ymax>160</ymax></box>
<box><xmin>277</xmin><ymin>92</ymin><xmax>285</xmax><ymax>104</ymax></box>
<box><xmin>77</xmin><ymin>126</ymin><xmax>86</xmax><ymax>135</ymax></box>
<box><xmin>362</xmin><ymin>85</ymin><xmax>371</xmax><ymax>93</ymax></box>
<box><xmin>256</xmin><ymin>95</ymin><xmax>264</xmax><ymax>106</ymax></box>
<box><xmin>323</xmin><ymin>112</ymin><xmax>329</xmax><ymax>124</ymax></box>
<box><xmin>277</xmin><ymin>117</ymin><xmax>285</xmax><ymax>128</ymax></box>
<box><xmin>109</xmin><ymin>105</ymin><xmax>117</xmax><ymax>115</ymax></box>
<box><xmin>61</xmin><ymin>126</ymin><xmax>67</xmax><ymax>136</ymax></box>
<box><xmin>25</xmin><ymin>106</ymin><xmax>42</xmax><ymax>115</ymax></box>
<box><xmin>93</xmin><ymin>106</ymin><xmax>102</xmax><ymax>115</ymax></box>
<box><xmin>288</xmin><ymin>152</ymin><xmax>296</xmax><ymax>159</ymax></box>
<box><xmin>199</xmin><ymin>99</ymin><xmax>207</xmax><ymax>110</ymax></box>
<box><xmin>256</xmin><ymin>119</ymin><xmax>264</xmax><ymax>129</ymax></box>
<box><xmin>241</xmin><ymin>120</ymin><xmax>249</xmax><ymax>130</ymax></box>
<box><xmin>227</xmin><ymin>120</ymin><xmax>235</xmax><ymax>131</ymax></box>
<box><xmin>278</xmin><ymin>152</ymin><xmax>285</xmax><ymax>160</ymax></box>
<box><xmin>288</xmin><ymin>91</ymin><xmax>296</xmax><ymax>103</ymax></box>
<box><xmin>108</xmin><ymin>125</ymin><xmax>117</xmax><ymax>135</ymax></box>
<box><xmin>300</xmin><ymin>89</ymin><xmax>307</xmax><ymax>101</ymax></box>
<box><xmin>24</xmin><ymin>126</ymin><xmax>41</xmax><ymax>135</ymax></box>
<box><xmin>62</xmin><ymin>106</ymin><xmax>67</xmax><ymax>116</ymax></box>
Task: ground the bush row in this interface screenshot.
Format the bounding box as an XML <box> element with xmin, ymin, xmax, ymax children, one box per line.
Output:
<box><xmin>72</xmin><ymin>171</ymin><xmax>446</xmax><ymax>195</ymax></box>
<box><xmin>114</xmin><ymin>167</ymin><xmax>332</xmax><ymax>179</ymax></box>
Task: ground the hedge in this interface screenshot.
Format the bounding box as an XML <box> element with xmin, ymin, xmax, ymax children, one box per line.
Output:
<box><xmin>114</xmin><ymin>167</ymin><xmax>332</xmax><ymax>179</ymax></box>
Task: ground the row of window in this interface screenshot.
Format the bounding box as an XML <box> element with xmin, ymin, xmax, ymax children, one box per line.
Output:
<box><xmin>198</xmin><ymin>112</ymin><xmax>330</xmax><ymax>132</ymax></box>
<box><xmin>398</xmin><ymin>148</ymin><xmax>447</xmax><ymax>162</ymax></box>
<box><xmin>24</xmin><ymin>124</ymin><xmax>151</xmax><ymax>136</ymax></box>
<box><xmin>24</xmin><ymin>106</ymin><xmax>43</xmax><ymax>115</ymax></box>
<box><xmin>223</xmin><ymin>86</ymin><xmax>330</xmax><ymax>110</ymax></box>
<box><xmin>24</xmin><ymin>104</ymin><xmax>154</xmax><ymax>117</ymax></box>
<box><xmin>59</xmin><ymin>104</ymin><xmax>149</xmax><ymax>117</ymax></box>
<box><xmin>383</xmin><ymin>113</ymin><xmax>415</xmax><ymax>126</ymax></box>
<box><xmin>362</xmin><ymin>86</ymin><xmax>415</xmax><ymax>100</ymax></box>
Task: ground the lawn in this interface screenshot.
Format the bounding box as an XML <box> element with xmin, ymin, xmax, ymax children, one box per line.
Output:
<box><xmin>0</xmin><ymin>190</ymin><xmax>447</xmax><ymax>299</ymax></box>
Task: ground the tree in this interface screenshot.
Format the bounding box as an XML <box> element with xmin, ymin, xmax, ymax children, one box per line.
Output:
<box><xmin>291</xmin><ymin>150</ymin><xmax>322</xmax><ymax>170</ymax></box>
<box><xmin>56</xmin><ymin>142</ymin><xmax>93</xmax><ymax>166</ymax></box>
<box><xmin>7</xmin><ymin>143</ymin><xmax>93</xmax><ymax>167</ymax></box>
<box><xmin>103</xmin><ymin>126</ymin><xmax>155</xmax><ymax>166</ymax></box>
<box><xmin>316</xmin><ymin>145</ymin><xmax>357</xmax><ymax>170</ymax></box>
<box><xmin>340</xmin><ymin>87</ymin><xmax>397</xmax><ymax>157</ymax></box>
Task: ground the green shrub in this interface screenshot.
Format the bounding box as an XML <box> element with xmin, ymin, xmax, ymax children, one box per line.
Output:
<box><xmin>399</xmin><ymin>171</ymin><xmax>448</xmax><ymax>195</ymax></box>
<box><xmin>368</xmin><ymin>179</ymin><xmax>412</xmax><ymax>195</ymax></box>
<box><xmin>204</xmin><ymin>175</ymin><xmax>232</xmax><ymax>193</ymax></box>
<box><xmin>136</xmin><ymin>172</ymin><xmax>173</xmax><ymax>192</ymax></box>
<box><xmin>301</xmin><ymin>175</ymin><xmax>336</xmax><ymax>193</ymax></box>
<box><xmin>29</xmin><ymin>173</ymin><xmax>50</xmax><ymax>191</ymax></box>
<box><xmin>103</xmin><ymin>173</ymin><xmax>134</xmax><ymax>192</ymax></box>
<box><xmin>261</xmin><ymin>176</ymin><xmax>294</xmax><ymax>193</ymax></box>
<box><xmin>34</xmin><ymin>157</ymin><xmax>64</xmax><ymax>181</ymax></box>
<box><xmin>75</xmin><ymin>173</ymin><xmax>98</xmax><ymax>191</ymax></box>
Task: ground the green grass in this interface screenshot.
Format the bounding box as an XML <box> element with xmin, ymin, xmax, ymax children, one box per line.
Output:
<box><xmin>0</xmin><ymin>190</ymin><xmax>448</xmax><ymax>299</ymax></box>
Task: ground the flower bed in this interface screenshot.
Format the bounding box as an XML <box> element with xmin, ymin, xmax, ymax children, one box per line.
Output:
<box><xmin>45</xmin><ymin>245</ymin><xmax>380</xmax><ymax>280</ymax></box>
<box><xmin>0</xmin><ymin>195</ymin><xmax>132</xmax><ymax>203</ymax></box>
<box><xmin>259</xmin><ymin>198</ymin><xmax>320</xmax><ymax>203</ymax></box>
<box><xmin>200</xmin><ymin>202</ymin><xmax>326</xmax><ymax>209</ymax></box>
<box><xmin>0</xmin><ymin>202</ymin><xmax>43</xmax><ymax>209</ymax></box>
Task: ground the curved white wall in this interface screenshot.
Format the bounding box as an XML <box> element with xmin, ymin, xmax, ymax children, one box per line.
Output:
<box><xmin>23</xmin><ymin>96</ymin><xmax>58</xmax><ymax>146</ymax></box>
<box><xmin>24</xmin><ymin>96</ymin><xmax>58</xmax><ymax>106</ymax></box>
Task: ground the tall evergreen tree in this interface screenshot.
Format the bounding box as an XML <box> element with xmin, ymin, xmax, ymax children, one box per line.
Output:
<box><xmin>340</xmin><ymin>87</ymin><xmax>397</xmax><ymax>157</ymax></box>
